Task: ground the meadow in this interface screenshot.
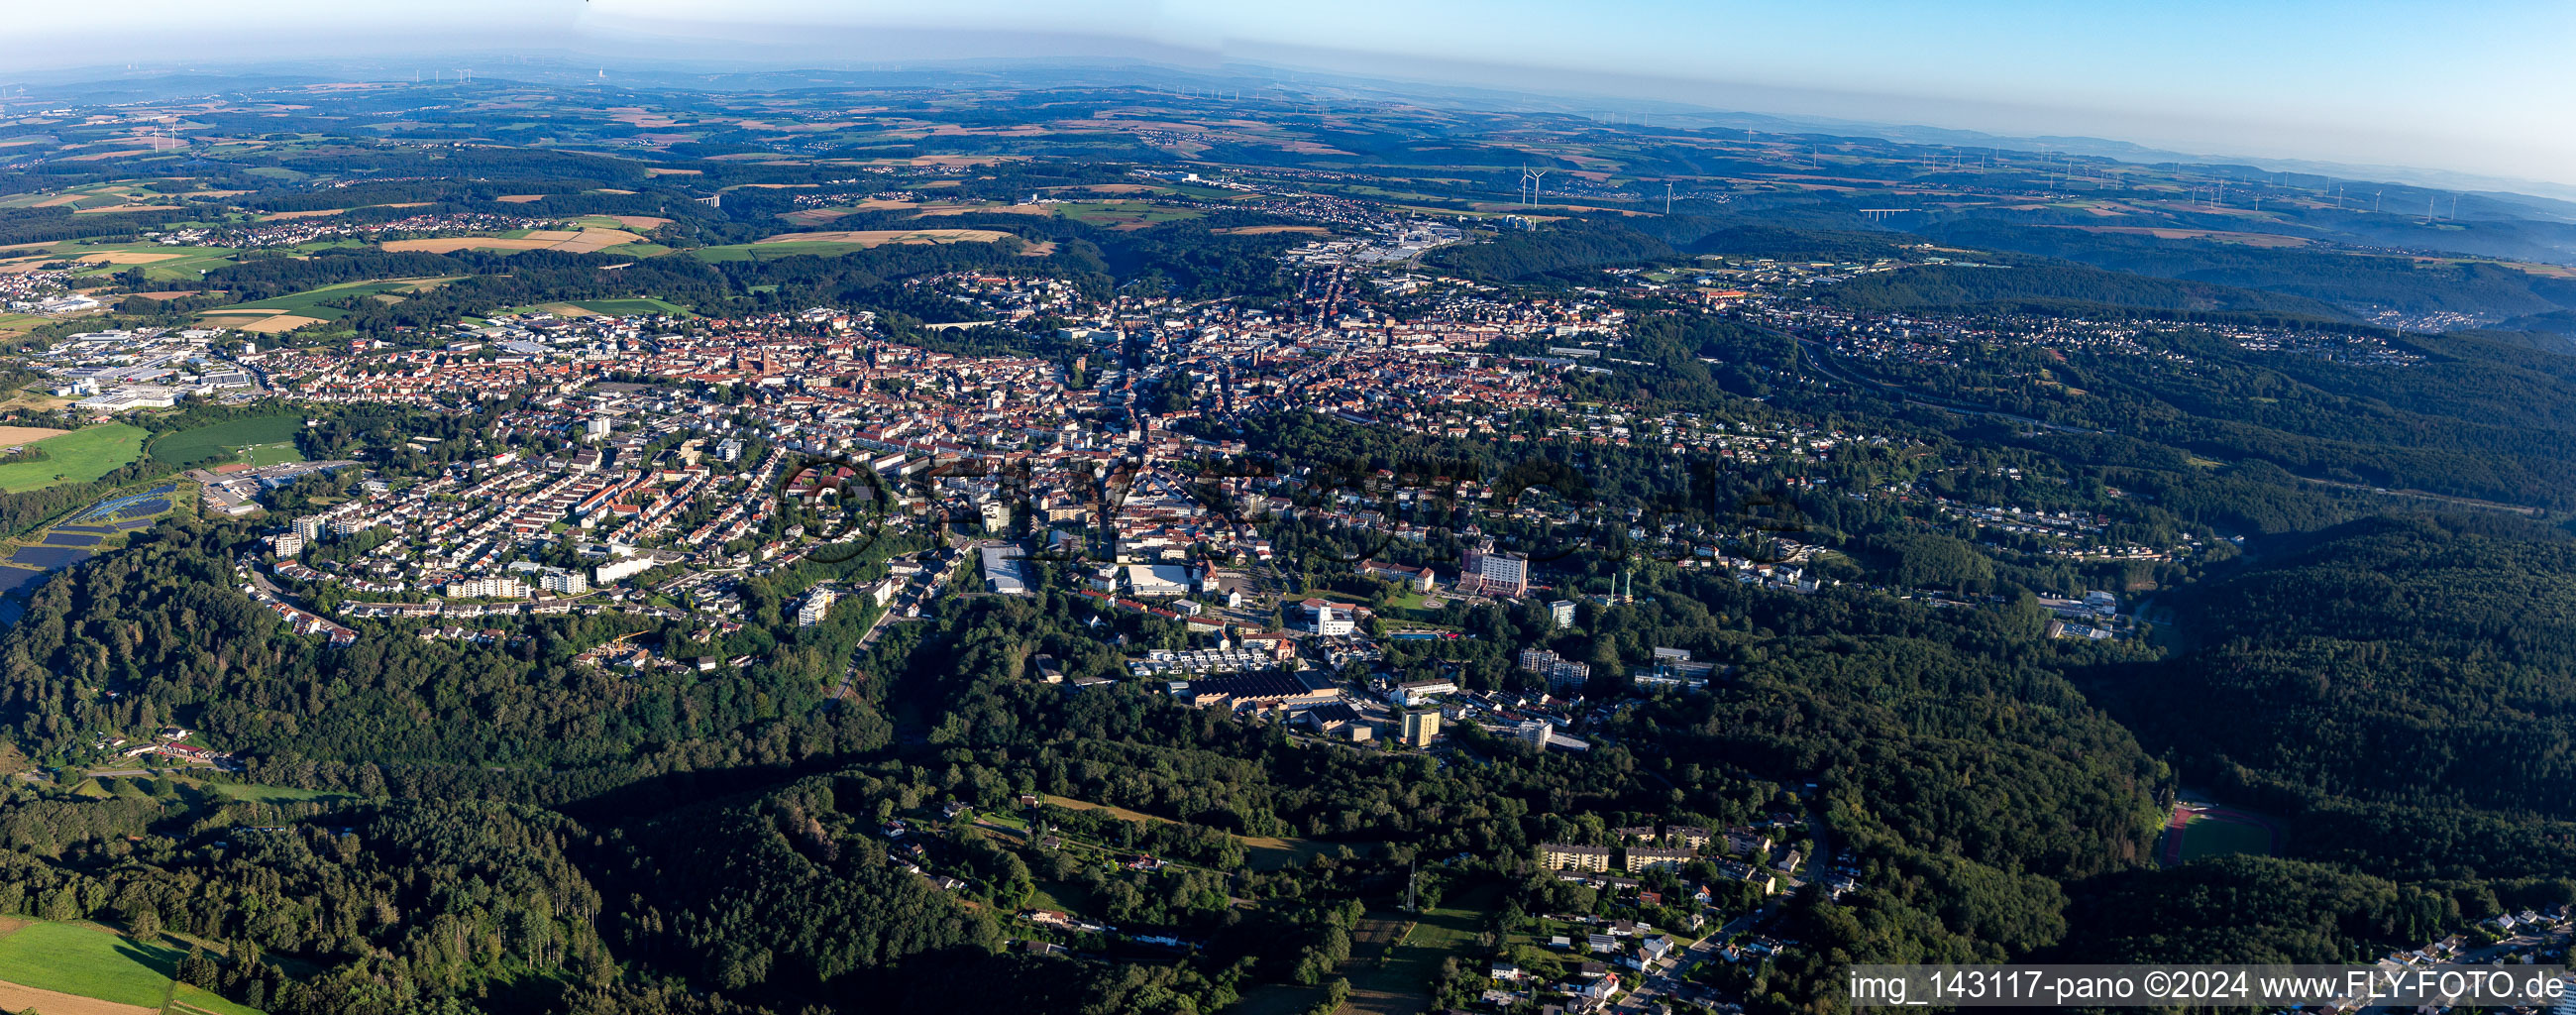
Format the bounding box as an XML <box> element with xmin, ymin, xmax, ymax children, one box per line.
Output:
<box><xmin>201</xmin><ymin>278</ymin><xmax>459</xmax><ymax>322</ymax></box>
<box><xmin>0</xmin><ymin>919</ymin><xmax>263</xmax><ymax>1015</ymax></box>
<box><xmin>50</xmin><ymin>242</ymin><xmax>241</xmax><ymax>282</ymax></box>
<box><xmin>0</xmin><ymin>424</ymin><xmax>148</xmax><ymax>493</ymax></box>
<box><xmin>148</xmin><ymin>413</ymin><xmax>303</xmax><ymax>467</ymax></box>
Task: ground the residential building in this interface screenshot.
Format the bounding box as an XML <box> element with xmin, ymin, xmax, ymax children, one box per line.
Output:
<box><xmin>1540</xmin><ymin>843</ymin><xmax>1612</xmax><ymax>872</ymax></box>
<box><xmin>1626</xmin><ymin>846</ymin><xmax>1694</xmax><ymax>872</ymax></box>
<box><xmin>1462</xmin><ymin>541</ymin><xmax>1529</xmax><ymax>597</ymax></box>
<box><xmin>1400</xmin><ymin>709</ymin><xmax>1441</xmax><ymax>747</ymax></box>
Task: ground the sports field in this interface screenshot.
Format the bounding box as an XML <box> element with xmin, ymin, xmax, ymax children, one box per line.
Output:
<box><xmin>0</xmin><ymin>424</ymin><xmax>148</xmax><ymax>493</ymax></box>
<box><xmin>236</xmin><ymin>441</ymin><xmax>305</xmax><ymax>467</ymax></box>
<box><xmin>148</xmin><ymin>413</ymin><xmax>302</xmax><ymax>467</ymax></box>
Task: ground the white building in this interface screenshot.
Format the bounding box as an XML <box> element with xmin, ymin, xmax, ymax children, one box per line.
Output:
<box><xmin>445</xmin><ymin>576</ymin><xmax>527</xmax><ymax>600</ymax></box>
<box><xmin>1300</xmin><ymin>598</ymin><xmax>1355</xmax><ymax>636</ymax></box>
<box><xmin>594</xmin><ymin>556</ymin><xmax>656</xmax><ymax>585</ymax></box>
<box><xmin>798</xmin><ymin>587</ymin><xmax>838</xmax><ymax>626</ymax></box>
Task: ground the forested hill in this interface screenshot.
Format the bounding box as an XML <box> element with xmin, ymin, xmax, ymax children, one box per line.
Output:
<box><xmin>1919</xmin><ymin>220</ymin><xmax>2576</xmax><ymax>320</ymax></box>
<box><xmin>2091</xmin><ymin>512</ymin><xmax>2576</xmax><ymax>886</ymax></box>
<box><xmin>1429</xmin><ymin>219</ymin><xmax>1676</xmax><ymax>281</ymax></box>
<box><xmin>1821</xmin><ymin>262</ymin><xmax>2350</xmax><ymax>317</ymax></box>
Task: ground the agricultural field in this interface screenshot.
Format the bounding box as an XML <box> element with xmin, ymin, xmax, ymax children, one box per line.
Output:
<box><xmin>198</xmin><ymin>277</ymin><xmax>461</xmax><ymax>327</ymax></box>
<box><xmin>0</xmin><ymin>424</ymin><xmax>149</xmax><ymax>493</ymax></box>
<box><xmin>47</xmin><ymin>242</ymin><xmax>242</xmax><ymax>282</ymax></box>
<box><xmin>148</xmin><ymin>413</ymin><xmax>303</xmax><ymax>468</ymax></box>
<box><xmin>0</xmin><ymin>919</ymin><xmax>263</xmax><ymax>1015</ymax></box>
<box><xmin>377</xmin><ymin>227</ymin><xmax>645</xmax><ymax>255</ymax></box>
<box><xmin>696</xmin><ymin>229</ymin><xmax>1019</xmax><ymax>262</ymax></box>
<box><xmin>1051</xmin><ymin>201</ymin><xmax>1204</xmax><ymax>229</ymax></box>
<box><xmin>0</xmin><ymin>181</ymin><xmax>201</xmax><ymax>215</ymax></box>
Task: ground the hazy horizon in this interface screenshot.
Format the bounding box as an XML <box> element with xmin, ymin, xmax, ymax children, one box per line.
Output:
<box><xmin>4</xmin><ymin>0</ymin><xmax>2570</xmax><ymax>189</ymax></box>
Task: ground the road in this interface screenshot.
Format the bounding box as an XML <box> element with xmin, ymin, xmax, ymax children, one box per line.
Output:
<box><xmin>825</xmin><ymin>540</ymin><xmax>990</xmax><ymax>706</ymax></box>
<box><xmin>1615</xmin><ymin>910</ymin><xmax>1762</xmax><ymax>1014</ymax></box>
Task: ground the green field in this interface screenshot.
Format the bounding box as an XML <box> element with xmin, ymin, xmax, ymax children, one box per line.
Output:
<box><xmin>236</xmin><ymin>441</ymin><xmax>305</xmax><ymax>467</ymax></box>
<box><xmin>51</xmin><ymin>242</ymin><xmax>243</xmax><ymax>282</ymax></box>
<box><xmin>0</xmin><ymin>919</ymin><xmax>265</xmax><ymax>1015</ymax></box>
<box><xmin>0</xmin><ymin>919</ymin><xmax>180</xmax><ymax>1007</ymax></box>
<box><xmin>0</xmin><ymin>423</ymin><xmax>149</xmax><ymax>493</ymax></box>
<box><xmin>202</xmin><ymin>279</ymin><xmax>454</xmax><ymax>321</ymax></box>
<box><xmin>1054</xmin><ymin>201</ymin><xmax>1204</xmax><ymax>228</ymax></box>
<box><xmin>692</xmin><ymin>241</ymin><xmax>892</xmax><ymax>262</ymax></box>
<box><xmin>207</xmin><ymin>782</ymin><xmax>365</xmax><ymax>805</ymax></box>
<box><xmin>149</xmin><ymin>413</ymin><xmax>303</xmax><ymax>467</ymax></box>
<box><xmin>572</xmin><ymin>296</ymin><xmax>692</xmax><ymax>316</ymax></box>
<box><xmin>1337</xmin><ymin>886</ymin><xmax>1498</xmax><ymax>1015</ymax></box>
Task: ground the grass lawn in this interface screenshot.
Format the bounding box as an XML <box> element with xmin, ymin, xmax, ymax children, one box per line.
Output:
<box><xmin>149</xmin><ymin>413</ymin><xmax>302</xmax><ymax>467</ymax></box>
<box><xmin>1224</xmin><ymin>983</ymin><xmax>1328</xmax><ymax>1015</ymax></box>
<box><xmin>206</xmin><ymin>782</ymin><xmax>366</xmax><ymax>805</ymax></box>
<box><xmin>1337</xmin><ymin>885</ymin><xmax>1498</xmax><ymax>1015</ymax></box>
<box><xmin>692</xmin><ymin>241</ymin><xmax>868</xmax><ymax>262</ymax></box>
<box><xmin>0</xmin><ymin>423</ymin><xmax>148</xmax><ymax>493</ymax></box>
<box><xmin>1038</xmin><ymin>794</ymin><xmax>1348</xmax><ymax>870</ymax></box>
<box><xmin>1054</xmin><ymin>201</ymin><xmax>1203</xmax><ymax>228</ymax></box>
<box><xmin>1026</xmin><ymin>881</ymin><xmax>1098</xmax><ymax>919</ymax></box>
<box><xmin>48</xmin><ymin>241</ymin><xmax>243</xmax><ymax>282</ymax></box>
<box><xmin>573</xmin><ymin>297</ymin><xmax>694</xmax><ymax>317</ymax></box>
<box><xmin>0</xmin><ymin>919</ymin><xmax>183</xmax><ymax>1008</ymax></box>
<box><xmin>235</xmin><ymin>441</ymin><xmax>305</xmax><ymax>467</ymax></box>
<box><xmin>0</xmin><ymin>313</ymin><xmax>48</xmax><ymax>339</ymax></box>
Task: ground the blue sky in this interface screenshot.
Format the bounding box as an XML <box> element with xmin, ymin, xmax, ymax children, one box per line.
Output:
<box><xmin>5</xmin><ymin>0</ymin><xmax>2570</xmax><ymax>184</ymax></box>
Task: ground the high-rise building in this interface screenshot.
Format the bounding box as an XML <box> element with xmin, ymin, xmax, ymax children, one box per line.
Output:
<box><xmin>1462</xmin><ymin>540</ymin><xmax>1529</xmax><ymax>597</ymax></box>
<box><xmin>1400</xmin><ymin>709</ymin><xmax>1441</xmax><ymax>747</ymax></box>
<box><xmin>1518</xmin><ymin>647</ymin><xmax>1592</xmax><ymax>694</ymax></box>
